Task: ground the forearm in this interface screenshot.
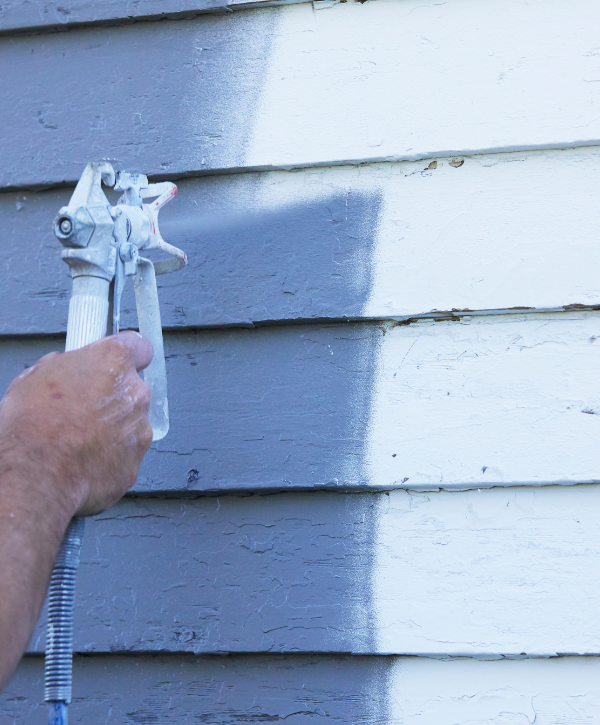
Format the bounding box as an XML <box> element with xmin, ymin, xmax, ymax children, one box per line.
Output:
<box><xmin>0</xmin><ymin>456</ymin><xmax>78</xmax><ymax>689</ymax></box>
<box><xmin>0</xmin><ymin>332</ymin><xmax>153</xmax><ymax>691</ymax></box>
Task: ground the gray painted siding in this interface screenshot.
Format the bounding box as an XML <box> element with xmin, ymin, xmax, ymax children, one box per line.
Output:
<box><xmin>21</xmin><ymin>485</ymin><xmax>600</xmax><ymax>658</ymax></box>
<box><xmin>0</xmin><ymin>12</ymin><xmax>276</xmax><ymax>189</ymax></box>
<box><xmin>0</xmin><ymin>326</ymin><xmax>379</xmax><ymax>493</ymax></box>
<box><xmin>7</xmin><ymin>313</ymin><xmax>600</xmax><ymax>494</ymax></box>
<box><xmin>0</xmin><ymin>654</ymin><xmax>390</xmax><ymax>723</ymax></box>
<box><xmin>0</xmin><ymin>179</ymin><xmax>381</xmax><ymax>334</ymax></box>
<box><xmin>7</xmin><ymin>1</ymin><xmax>600</xmax><ymax>190</ymax></box>
<box><xmin>28</xmin><ymin>494</ymin><xmax>379</xmax><ymax>654</ymax></box>
<box><xmin>6</xmin><ymin>654</ymin><xmax>600</xmax><ymax>723</ymax></box>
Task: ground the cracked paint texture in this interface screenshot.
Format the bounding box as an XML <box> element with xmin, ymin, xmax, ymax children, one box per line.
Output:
<box><xmin>16</xmin><ymin>485</ymin><xmax>600</xmax><ymax>658</ymax></box>
<box><xmin>28</xmin><ymin>493</ymin><xmax>379</xmax><ymax>654</ymax></box>
<box><xmin>4</xmin><ymin>312</ymin><xmax>600</xmax><ymax>492</ymax></box>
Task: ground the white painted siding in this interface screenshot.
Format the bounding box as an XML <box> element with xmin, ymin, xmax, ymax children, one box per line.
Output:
<box><xmin>364</xmin><ymin>146</ymin><xmax>600</xmax><ymax>318</ymax></box>
<box><xmin>374</xmin><ymin>486</ymin><xmax>600</xmax><ymax>656</ymax></box>
<box><xmin>245</xmin><ymin>0</ymin><xmax>600</xmax><ymax>169</ymax></box>
<box><xmin>364</xmin><ymin>311</ymin><xmax>600</xmax><ymax>489</ymax></box>
<box><xmin>250</xmin><ymin>145</ymin><xmax>600</xmax><ymax>318</ymax></box>
<box><xmin>388</xmin><ymin>656</ymin><xmax>600</xmax><ymax>723</ymax></box>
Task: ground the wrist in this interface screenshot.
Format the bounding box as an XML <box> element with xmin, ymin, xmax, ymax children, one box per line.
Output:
<box><xmin>0</xmin><ymin>433</ymin><xmax>84</xmax><ymax>524</ymax></box>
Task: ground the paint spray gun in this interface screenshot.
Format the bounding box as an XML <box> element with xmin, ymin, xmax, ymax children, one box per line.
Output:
<box><xmin>44</xmin><ymin>161</ymin><xmax>186</xmax><ymax>724</ymax></box>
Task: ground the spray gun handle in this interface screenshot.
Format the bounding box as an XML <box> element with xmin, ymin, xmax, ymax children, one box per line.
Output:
<box><xmin>66</xmin><ymin>278</ymin><xmax>111</xmax><ymax>351</ymax></box>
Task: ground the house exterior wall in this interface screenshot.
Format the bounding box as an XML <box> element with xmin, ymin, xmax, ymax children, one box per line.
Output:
<box><xmin>1</xmin><ymin>1</ymin><xmax>600</xmax><ymax>721</ymax></box>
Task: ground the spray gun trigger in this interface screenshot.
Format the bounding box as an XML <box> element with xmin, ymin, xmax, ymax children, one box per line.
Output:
<box><xmin>110</xmin><ymin>208</ymin><xmax>137</xmax><ymax>334</ymax></box>
<box><xmin>119</xmin><ymin>242</ymin><xmax>139</xmax><ymax>276</ymax></box>
<box><xmin>112</xmin><ymin>243</ymin><xmax>139</xmax><ymax>334</ymax></box>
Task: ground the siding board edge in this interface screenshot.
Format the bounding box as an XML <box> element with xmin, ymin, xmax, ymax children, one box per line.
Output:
<box><xmin>2</xmin><ymin>140</ymin><xmax>600</xmax><ymax>195</ymax></box>
<box><xmin>0</xmin><ymin>0</ymin><xmax>303</xmax><ymax>37</ymax></box>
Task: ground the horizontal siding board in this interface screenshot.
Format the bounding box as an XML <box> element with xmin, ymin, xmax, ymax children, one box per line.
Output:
<box><xmin>4</xmin><ymin>146</ymin><xmax>600</xmax><ymax>335</ymax></box>
<box><xmin>4</xmin><ymin>312</ymin><xmax>600</xmax><ymax>492</ymax></box>
<box><xmin>0</xmin><ymin>654</ymin><xmax>390</xmax><ymax>724</ymax></box>
<box><xmin>3</xmin><ymin>0</ymin><xmax>600</xmax><ymax>188</ymax></box>
<box><xmin>23</xmin><ymin>485</ymin><xmax>600</xmax><ymax>656</ymax></box>
<box><xmin>4</xmin><ymin>655</ymin><xmax>600</xmax><ymax>724</ymax></box>
<box><xmin>0</xmin><ymin>169</ymin><xmax>382</xmax><ymax>334</ymax></box>
<box><xmin>0</xmin><ymin>11</ymin><xmax>275</xmax><ymax>190</ymax></box>
<box><xmin>28</xmin><ymin>494</ymin><xmax>379</xmax><ymax>654</ymax></box>
<box><xmin>0</xmin><ymin>324</ymin><xmax>378</xmax><ymax>493</ymax></box>
<box><xmin>374</xmin><ymin>486</ymin><xmax>600</xmax><ymax>656</ymax></box>
<box><xmin>5</xmin><ymin>654</ymin><xmax>600</xmax><ymax>724</ymax></box>
<box><xmin>364</xmin><ymin>311</ymin><xmax>600</xmax><ymax>489</ymax></box>
<box><xmin>387</xmin><ymin>656</ymin><xmax>600</xmax><ymax>723</ymax></box>
<box><xmin>157</xmin><ymin>312</ymin><xmax>600</xmax><ymax>491</ymax></box>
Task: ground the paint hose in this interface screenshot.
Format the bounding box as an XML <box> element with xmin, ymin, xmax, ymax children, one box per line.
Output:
<box><xmin>44</xmin><ymin>518</ymin><xmax>85</xmax><ymax>724</ymax></box>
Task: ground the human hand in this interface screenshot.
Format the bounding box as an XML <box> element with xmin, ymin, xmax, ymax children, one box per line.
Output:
<box><xmin>0</xmin><ymin>331</ymin><xmax>153</xmax><ymax>516</ymax></box>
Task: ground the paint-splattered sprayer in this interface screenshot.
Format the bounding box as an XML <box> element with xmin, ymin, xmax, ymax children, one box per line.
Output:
<box><xmin>45</xmin><ymin>162</ymin><xmax>186</xmax><ymax>725</ymax></box>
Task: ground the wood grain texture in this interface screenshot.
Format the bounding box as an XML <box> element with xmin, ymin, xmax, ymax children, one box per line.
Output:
<box><xmin>22</xmin><ymin>485</ymin><xmax>600</xmax><ymax>656</ymax></box>
<box><xmin>0</xmin><ymin>654</ymin><xmax>390</xmax><ymax>724</ymax></box>
<box><xmin>4</xmin><ymin>312</ymin><xmax>600</xmax><ymax>492</ymax></box>
<box><xmin>6</xmin><ymin>147</ymin><xmax>600</xmax><ymax>334</ymax></box>
<box><xmin>4</xmin><ymin>0</ymin><xmax>600</xmax><ymax>188</ymax></box>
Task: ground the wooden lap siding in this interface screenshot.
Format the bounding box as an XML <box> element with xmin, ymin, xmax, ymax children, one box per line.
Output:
<box><xmin>1</xmin><ymin>0</ymin><xmax>600</xmax><ymax>722</ymax></box>
<box><xmin>4</xmin><ymin>655</ymin><xmax>600</xmax><ymax>723</ymax></box>
<box><xmin>5</xmin><ymin>147</ymin><xmax>600</xmax><ymax>335</ymax></box>
<box><xmin>4</xmin><ymin>0</ymin><xmax>600</xmax><ymax>188</ymax></box>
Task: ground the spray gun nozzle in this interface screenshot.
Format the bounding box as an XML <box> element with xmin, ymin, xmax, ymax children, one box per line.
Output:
<box><xmin>59</xmin><ymin>218</ymin><xmax>73</xmax><ymax>235</ymax></box>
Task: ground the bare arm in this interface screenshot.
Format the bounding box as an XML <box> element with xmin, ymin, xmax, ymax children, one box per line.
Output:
<box><xmin>0</xmin><ymin>332</ymin><xmax>153</xmax><ymax>689</ymax></box>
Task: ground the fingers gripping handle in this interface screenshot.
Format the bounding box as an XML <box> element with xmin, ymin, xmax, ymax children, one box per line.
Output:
<box><xmin>134</xmin><ymin>259</ymin><xmax>169</xmax><ymax>441</ymax></box>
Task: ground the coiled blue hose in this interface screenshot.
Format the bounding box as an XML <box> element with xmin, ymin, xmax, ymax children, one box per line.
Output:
<box><xmin>45</xmin><ymin>517</ymin><xmax>85</xmax><ymax>725</ymax></box>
